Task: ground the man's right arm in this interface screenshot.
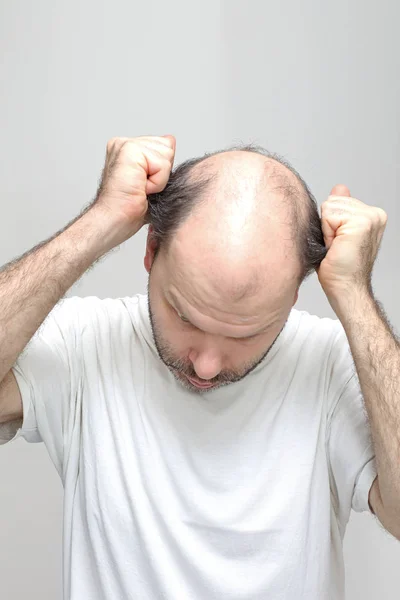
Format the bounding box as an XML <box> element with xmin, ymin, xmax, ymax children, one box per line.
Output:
<box><xmin>0</xmin><ymin>134</ymin><xmax>176</xmax><ymax>425</ymax></box>
<box><xmin>0</xmin><ymin>205</ymin><xmax>125</xmax><ymax>423</ymax></box>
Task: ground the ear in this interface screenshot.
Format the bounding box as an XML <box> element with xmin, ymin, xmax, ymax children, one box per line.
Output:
<box><xmin>144</xmin><ymin>225</ymin><xmax>159</xmax><ymax>273</ymax></box>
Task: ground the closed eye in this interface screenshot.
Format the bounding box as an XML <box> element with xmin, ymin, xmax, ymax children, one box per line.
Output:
<box><xmin>177</xmin><ymin>310</ymin><xmax>265</xmax><ymax>341</ymax></box>
<box><xmin>178</xmin><ymin>312</ymin><xmax>192</xmax><ymax>324</ymax></box>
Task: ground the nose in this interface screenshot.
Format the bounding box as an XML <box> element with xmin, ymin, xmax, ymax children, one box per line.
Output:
<box><xmin>188</xmin><ymin>347</ymin><xmax>223</xmax><ymax>381</ymax></box>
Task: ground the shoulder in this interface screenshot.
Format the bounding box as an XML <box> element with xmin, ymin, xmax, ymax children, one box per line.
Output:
<box><xmin>31</xmin><ymin>294</ymin><xmax>147</xmax><ymax>350</ymax></box>
<box><xmin>288</xmin><ymin>308</ymin><xmax>354</xmax><ymax>392</ymax></box>
<box><xmin>46</xmin><ymin>293</ymin><xmax>144</xmax><ymax>325</ymax></box>
<box><xmin>288</xmin><ymin>307</ymin><xmax>345</xmax><ymax>349</ymax></box>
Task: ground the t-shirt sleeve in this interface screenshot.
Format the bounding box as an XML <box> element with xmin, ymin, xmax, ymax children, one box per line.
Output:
<box><xmin>0</xmin><ymin>296</ymin><xmax>86</xmax><ymax>477</ymax></box>
<box><xmin>326</xmin><ymin>329</ymin><xmax>377</xmax><ymax>525</ymax></box>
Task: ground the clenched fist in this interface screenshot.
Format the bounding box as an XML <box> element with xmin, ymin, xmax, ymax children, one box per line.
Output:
<box><xmin>94</xmin><ymin>135</ymin><xmax>176</xmax><ymax>243</ymax></box>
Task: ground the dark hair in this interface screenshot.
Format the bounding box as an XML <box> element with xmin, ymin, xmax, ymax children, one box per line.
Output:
<box><xmin>145</xmin><ymin>143</ymin><xmax>327</xmax><ymax>284</ymax></box>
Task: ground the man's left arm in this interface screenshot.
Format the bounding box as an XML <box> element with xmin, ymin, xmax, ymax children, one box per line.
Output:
<box><xmin>318</xmin><ymin>184</ymin><xmax>400</xmax><ymax>540</ymax></box>
<box><xmin>337</xmin><ymin>290</ymin><xmax>400</xmax><ymax>539</ymax></box>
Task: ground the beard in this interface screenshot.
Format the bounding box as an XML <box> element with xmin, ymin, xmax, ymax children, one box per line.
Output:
<box><xmin>146</xmin><ymin>280</ymin><xmax>282</xmax><ymax>392</ymax></box>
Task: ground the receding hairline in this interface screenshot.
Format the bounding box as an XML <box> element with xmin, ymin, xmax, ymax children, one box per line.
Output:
<box><xmin>180</xmin><ymin>148</ymin><xmax>310</xmax><ymax>250</ymax></box>
<box><xmin>185</xmin><ymin>147</ymin><xmax>310</xmax><ymax>218</ymax></box>
<box><xmin>147</xmin><ymin>142</ymin><xmax>323</xmax><ymax>285</ymax></box>
<box><xmin>164</xmin><ymin>150</ymin><xmax>305</xmax><ymax>297</ymax></box>
<box><xmin>189</xmin><ymin>147</ymin><xmax>301</xmax><ymax>183</ymax></box>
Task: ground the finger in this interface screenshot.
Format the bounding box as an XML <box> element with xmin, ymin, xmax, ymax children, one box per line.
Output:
<box><xmin>162</xmin><ymin>135</ymin><xmax>176</xmax><ymax>168</ymax></box>
<box><xmin>162</xmin><ymin>134</ymin><xmax>176</xmax><ymax>151</ymax></box>
<box><xmin>138</xmin><ymin>135</ymin><xmax>176</xmax><ymax>151</ymax></box>
<box><xmin>330</xmin><ymin>184</ymin><xmax>351</xmax><ymax>197</ymax></box>
<box><xmin>323</xmin><ymin>202</ymin><xmax>359</xmax><ymax>216</ymax></box>
<box><xmin>146</xmin><ymin>170</ymin><xmax>171</xmax><ymax>195</ymax></box>
<box><xmin>325</xmin><ymin>196</ymin><xmax>367</xmax><ymax>213</ymax></box>
<box><xmin>321</xmin><ymin>200</ymin><xmax>351</xmax><ymax>249</ymax></box>
<box><xmin>321</xmin><ymin>214</ymin><xmax>340</xmax><ymax>250</ymax></box>
<box><xmin>144</xmin><ymin>139</ymin><xmax>175</xmax><ymax>158</ymax></box>
<box><xmin>143</xmin><ymin>139</ymin><xmax>176</xmax><ymax>171</ymax></box>
<box><xmin>144</xmin><ymin>153</ymin><xmax>172</xmax><ymax>194</ymax></box>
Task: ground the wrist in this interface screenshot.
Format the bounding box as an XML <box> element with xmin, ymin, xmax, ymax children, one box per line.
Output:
<box><xmin>75</xmin><ymin>205</ymin><xmax>143</xmax><ymax>259</ymax></box>
<box><xmin>331</xmin><ymin>285</ymin><xmax>375</xmax><ymax>327</ymax></box>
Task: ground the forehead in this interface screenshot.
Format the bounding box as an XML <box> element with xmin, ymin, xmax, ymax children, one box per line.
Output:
<box><xmin>165</xmin><ymin>212</ymin><xmax>298</xmax><ymax>296</ymax></box>
<box><xmin>155</xmin><ymin>151</ymin><xmax>301</xmax><ymax>327</ymax></box>
<box><xmin>162</xmin><ymin>278</ymin><xmax>291</xmax><ymax>340</ymax></box>
<box><xmin>159</xmin><ymin>245</ymin><xmax>295</xmax><ymax>331</ymax></box>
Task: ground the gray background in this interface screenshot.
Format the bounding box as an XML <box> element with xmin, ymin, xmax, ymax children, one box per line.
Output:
<box><xmin>0</xmin><ymin>1</ymin><xmax>399</xmax><ymax>598</ymax></box>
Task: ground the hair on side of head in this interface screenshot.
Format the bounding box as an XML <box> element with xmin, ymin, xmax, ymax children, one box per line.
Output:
<box><xmin>145</xmin><ymin>155</ymin><xmax>217</xmax><ymax>259</ymax></box>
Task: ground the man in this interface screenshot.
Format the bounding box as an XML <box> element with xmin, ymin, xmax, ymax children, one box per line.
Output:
<box><xmin>0</xmin><ymin>135</ymin><xmax>398</xmax><ymax>599</ymax></box>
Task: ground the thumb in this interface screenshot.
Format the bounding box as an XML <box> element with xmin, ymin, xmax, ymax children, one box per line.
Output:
<box><xmin>162</xmin><ymin>134</ymin><xmax>176</xmax><ymax>151</ymax></box>
<box><xmin>330</xmin><ymin>184</ymin><xmax>351</xmax><ymax>197</ymax></box>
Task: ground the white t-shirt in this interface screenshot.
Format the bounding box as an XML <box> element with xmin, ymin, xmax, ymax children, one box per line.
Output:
<box><xmin>1</xmin><ymin>293</ymin><xmax>377</xmax><ymax>600</ymax></box>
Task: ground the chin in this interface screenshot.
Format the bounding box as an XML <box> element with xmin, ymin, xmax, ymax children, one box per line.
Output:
<box><xmin>174</xmin><ymin>368</ymin><xmax>236</xmax><ymax>394</ymax></box>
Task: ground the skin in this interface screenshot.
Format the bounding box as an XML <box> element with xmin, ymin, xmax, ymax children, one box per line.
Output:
<box><xmin>1</xmin><ymin>131</ymin><xmax>398</xmax><ymax>541</ymax></box>
<box><xmin>143</xmin><ymin>152</ymin><xmax>400</xmax><ymax>540</ymax></box>
<box><xmin>143</xmin><ymin>150</ymin><xmax>301</xmax><ymax>393</ymax></box>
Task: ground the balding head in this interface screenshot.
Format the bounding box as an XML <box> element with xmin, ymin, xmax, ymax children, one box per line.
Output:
<box><xmin>144</xmin><ymin>144</ymin><xmax>326</xmax><ymax>388</ymax></box>
<box><xmin>164</xmin><ymin>151</ymin><xmax>303</xmax><ymax>303</ymax></box>
<box><xmin>145</xmin><ymin>143</ymin><xmax>326</xmax><ymax>296</ymax></box>
<box><xmin>146</xmin><ymin>144</ymin><xmax>325</xmax><ymax>274</ymax></box>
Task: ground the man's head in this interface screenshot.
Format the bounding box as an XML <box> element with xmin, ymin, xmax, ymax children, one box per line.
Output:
<box><xmin>143</xmin><ymin>144</ymin><xmax>327</xmax><ymax>394</ymax></box>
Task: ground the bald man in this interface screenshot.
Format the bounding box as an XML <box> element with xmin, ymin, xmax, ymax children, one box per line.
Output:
<box><xmin>0</xmin><ymin>136</ymin><xmax>399</xmax><ymax>600</ymax></box>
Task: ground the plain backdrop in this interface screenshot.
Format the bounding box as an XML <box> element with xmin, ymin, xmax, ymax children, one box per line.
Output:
<box><xmin>0</xmin><ymin>1</ymin><xmax>399</xmax><ymax>598</ymax></box>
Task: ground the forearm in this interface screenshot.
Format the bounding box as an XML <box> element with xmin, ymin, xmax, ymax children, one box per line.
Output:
<box><xmin>337</xmin><ymin>290</ymin><xmax>400</xmax><ymax>514</ymax></box>
<box><xmin>0</xmin><ymin>133</ymin><xmax>174</xmax><ymax>386</ymax></box>
<box><xmin>0</xmin><ymin>205</ymin><xmax>120</xmax><ymax>383</ymax></box>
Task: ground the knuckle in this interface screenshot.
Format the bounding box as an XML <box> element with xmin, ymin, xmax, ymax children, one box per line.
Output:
<box><xmin>359</xmin><ymin>214</ymin><xmax>373</xmax><ymax>229</ymax></box>
<box><xmin>163</xmin><ymin>146</ymin><xmax>175</xmax><ymax>158</ymax></box>
<box><xmin>378</xmin><ymin>207</ymin><xmax>388</xmax><ymax>222</ymax></box>
<box><xmin>320</xmin><ymin>201</ymin><xmax>330</xmax><ymax>215</ymax></box>
<box><xmin>119</xmin><ymin>140</ymin><xmax>140</xmax><ymax>159</ymax></box>
<box><xmin>106</xmin><ymin>137</ymin><xmax>119</xmax><ymax>151</ymax></box>
<box><xmin>107</xmin><ymin>136</ymin><xmax>130</xmax><ymax>152</ymax></box>
<box><xmin>369</xmin><ymin>207</ymin><xmax>387</xmax><ymax>224</ymax></box>
<box><xmin>162</xmin><ymin>156</ymin><xmax>174</xmax><ymax>169</ymax></box>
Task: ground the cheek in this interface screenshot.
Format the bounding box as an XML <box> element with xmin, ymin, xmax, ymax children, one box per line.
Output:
<box><xmin>163</xmin><ymin>317</ymin><xmax>192</xmax><ymax>354</ymax></box>
<box><xmin>229</xmin><ymin>343</ymin><xmax>261</xmax><ymax>364</ymax></box>
<box><xmin>227</xmin><ymin>336</ymin><xmax>271</xmax><ymax>365</ymax></box>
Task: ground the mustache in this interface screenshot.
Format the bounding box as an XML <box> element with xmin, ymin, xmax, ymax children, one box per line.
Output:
<box><xmin>164</xmin><ymin>358</ymin><xmax>240</xmax><ymax>384</ymax></box>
